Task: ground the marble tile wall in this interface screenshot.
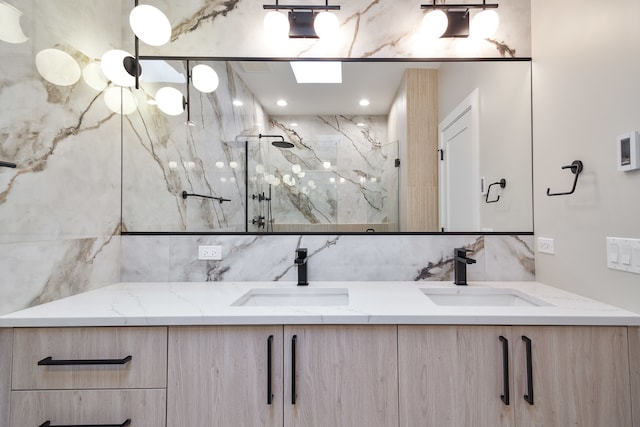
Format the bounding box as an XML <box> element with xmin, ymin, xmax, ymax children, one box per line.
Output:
<box><xmin>0</xmin><ymin>0</ymin><xmax>123</xmax><ymax>315</ymax></box>
<box><xmin>139</xmin><ymin>0</ymin><xmax>531</xmax><ymax>59</ymax></box>
<box><xmin>0</xmin><ymin>0</ymin><xmax>533</xmax><ymax>315</ymax></box>
<box><xmin>121</xmin><ymin>234</ymin><xmax>535</xmax><ymax>283</ymax></box>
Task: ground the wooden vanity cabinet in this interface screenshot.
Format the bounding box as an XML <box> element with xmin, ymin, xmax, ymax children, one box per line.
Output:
<box><xmin>167</xmin><ymin>325</ymin><xmax>398</xmax><ymax>427</ymax></box>
<box><xmin>9</xmin><ymin>327</ymin><xmax>168</xmax><ymax>427</ymax></box>
<box><xmin>398</xmin><ymin>325</ymin><xmax>514</xmax><ymax>427</ymax></box>
<box><xmin>630</xmin><ymin>327</ymin><xmax>640</xmax><ymax>427</ymax></box>
<box><xmin>398</xmin><ymin>325</ymin><xmax>633</xmax><ymax>427</ymax></box>
<box><xmin>168</xmin><ymin>325</ymin><xmax>284</xmax><ymax>427</ymax></box>
<box><xmin>512</xmin><ymin>326</ymin><xmax>632</xmax><ymax>427</ymax></box>
<box><xmin>283</xmin><ymin>325</ymin><xmax>398</xmax><ymax>427</ymax></box>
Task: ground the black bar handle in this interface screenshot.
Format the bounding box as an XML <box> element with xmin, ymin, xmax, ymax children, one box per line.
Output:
<box><xmin>291</xmin><ymin>335</ymin><xmax>297</xmax><ymax>405</ymax></box>
<box><xmin>181</xmin><ymin>191</ymin><xmax>231</xmax><ymax>203</ymax></box>
<box><xmin>0</xmin><ymin>161</ymin><xmax>17</xmax><ymax>168</ymax></box>
<box><xmin>267</xmin><ymin>335</ymin><xmax>274</xmax><ymax>405</ymax></box>
<box><xmin>522</xmin><ymin>335</ymin><xmax>534</xmax><ymax>405</ymax></box>
<box><xmin>38</xmin><ymin>356</ymin><xmax>132</xmax><ymax>366</ymax></box>
<box><xmin>39</xmin><ymin>420</ymin><xmax>131</xmax><ymax>427</ymax></box>
<box><xmin>499</xmin><ymin>336</ymin><xmax>510</xmax><ymax>405</ymax></box>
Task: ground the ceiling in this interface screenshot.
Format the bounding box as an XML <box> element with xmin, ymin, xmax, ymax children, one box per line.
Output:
<box><xmin>229</xmin><ymin>60</ymin><xmax>440</xmax><ymax>116</ymax></box>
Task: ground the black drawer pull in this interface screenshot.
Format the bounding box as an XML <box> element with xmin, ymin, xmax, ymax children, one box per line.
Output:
<box><xmin>291</xmin><ymin>335</ymin><xmax>297</xmax><ymax>405</ymax></box>
<box><xmin>267</xmin><ymin>335</ymin><xmax>274</xmax><ymax>405</ymax></box>
<box><xmin>38</xmin><ymin>356</ymin><xmax>132</xmax><ymax>366</ymax></box>
<box><xmin>499</xmin><ymin>336</ymin><xmax>510</xmax><ymax>406</ymax></box>
<box><xmin>522</xmin><ymin>335</ymin><xmax>534</xmax><ymax>405</ymax></box>
<box><xmin>39</xmin><ymin>420</ymin><xmax>131</xmax><ymax>427</ymax></box>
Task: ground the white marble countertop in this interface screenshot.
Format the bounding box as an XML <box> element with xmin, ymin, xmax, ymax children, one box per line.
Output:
<box><xmin>1</xmin><ymin>281</ymin><xmax>639</xmax><ymax>327</ymax></box>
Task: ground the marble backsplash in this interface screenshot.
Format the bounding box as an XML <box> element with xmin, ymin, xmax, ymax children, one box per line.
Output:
<box><xmin>121</xmin><ymin>234</ymin><xmax>535</xmax><ymax>283</ymax></box>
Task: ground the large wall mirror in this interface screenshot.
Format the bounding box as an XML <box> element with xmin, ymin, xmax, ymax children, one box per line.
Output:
<box><xmin>122</xmin><ymin>59</ymin><xmax>532</xmax><ymax>234</ymax></box>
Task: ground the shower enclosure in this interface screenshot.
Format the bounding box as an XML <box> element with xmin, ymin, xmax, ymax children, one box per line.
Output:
<box><xmin>245</xmin><ymin>135</ymin><xmax>399</xmax><ymax>233</ymax></box>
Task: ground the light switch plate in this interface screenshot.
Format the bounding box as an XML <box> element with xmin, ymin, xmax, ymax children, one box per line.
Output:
<box><xmin>537</xmin><ymin>237</ymin><xmax>555</xmax><ymax>254</ymax></box>
<box><xmin>606</xmin><ymin>237</ymin><xmax>640</xmax><ymax>274</ymax></box>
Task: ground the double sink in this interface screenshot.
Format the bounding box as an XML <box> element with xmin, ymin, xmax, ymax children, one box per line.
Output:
<box><xmin>231</xmin><ymin>286</ymin><xmax>551</xmax><ymax>308</ymax></box>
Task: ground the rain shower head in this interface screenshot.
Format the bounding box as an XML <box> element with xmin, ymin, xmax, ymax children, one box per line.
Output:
<box><xmin>259</xmin><ymin>133</ymin><xmax>294</xmax><ymax>149</ymax></box>
<box><xmin>272</xmin><ymin>140</ymin><xmax>295</xmax><ymax>149</ymax></box>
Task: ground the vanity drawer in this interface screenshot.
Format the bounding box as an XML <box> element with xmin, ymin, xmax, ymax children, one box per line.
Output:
<box><xmin>10</xmin><ymin>389</ymin><xmax>166</xmax><ymax>427</ymax></box>
<box><xmin>12</xmin><ymin>327</ymin><xmax>167</xmax><ymax>390</ymax></box>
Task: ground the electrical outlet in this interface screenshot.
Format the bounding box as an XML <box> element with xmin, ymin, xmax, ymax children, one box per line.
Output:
<box><xmin>198</xmin><ymin>245</ymin><xmax>222</xmax><ymax>261</ymax></box>
<box><xmin>537</xmin><ymin>237</ymin><xmax>555</xmax><ymax>255</ymax></box>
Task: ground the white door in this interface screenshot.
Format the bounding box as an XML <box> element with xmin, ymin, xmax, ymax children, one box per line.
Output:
<box><xmin>439</xmin><ymin>90</ymin><xmax>479</xmax><ymax>231</ymax></box>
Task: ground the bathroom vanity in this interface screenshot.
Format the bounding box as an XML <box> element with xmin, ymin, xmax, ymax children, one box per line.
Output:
<box><xmin>1</xmin><ymin>281</ymin><xmax>639</xmax><ymax>427</ymax></box>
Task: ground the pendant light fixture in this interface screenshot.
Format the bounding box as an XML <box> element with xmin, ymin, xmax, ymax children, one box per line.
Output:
<box><xmin>263</xmin><ymin>1</ymin><xmax>340</xmax><ymax>39</ymax></box>
<box><xmin>35</xmin><ymin>48</ymin><xmax>81</xmax><ymax>86</ymax></box>
<box><xmin>100</xmin><ymin>49</ymin><xmax>140</xmax><ymax>87</ymax></box>
<box><xmin>129</xmin><ymin>4</ymin><xmax>171</xmax><ymax>47</ymax></box>
<box><xmin>420</xmin><ymin>0</ymin><xmax>499</xmax><ymax>39</ymax></box>
<box><xmin>0</xmin><ymin>1</ymin><xmax>28</xmax><ymax>44</ymax></box>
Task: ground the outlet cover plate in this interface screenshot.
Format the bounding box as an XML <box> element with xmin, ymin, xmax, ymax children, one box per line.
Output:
<box><xmin>537</xmin><ymin>237</ymin><xmax>555</xmax><ymax>255</ymax></box>
<box><xmin>199</xmin><ymin>245</ymin><xmax>222</xmax><ymax>261</ymax></box>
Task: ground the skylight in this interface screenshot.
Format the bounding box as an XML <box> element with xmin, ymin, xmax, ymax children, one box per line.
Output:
<box><xmin>290</xmin><ymin>61</ymin><xmax>342</xmax><ymax>84</ymax></box>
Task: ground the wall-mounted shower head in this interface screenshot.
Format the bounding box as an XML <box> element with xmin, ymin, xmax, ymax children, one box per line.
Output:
<box><xmin>271</xmin><ymin>140</ymin><xmax>294</xmax><ymax>149</ymax></box>
<box><xmin>258</xmin><ymin>133</ymin><xmax>294</xmax><ymax>149</ymax></box>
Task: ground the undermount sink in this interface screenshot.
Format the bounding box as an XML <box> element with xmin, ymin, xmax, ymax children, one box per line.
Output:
<box><xmin>231</xmin><ymin>287</ymin><xmax>349</xmax><ymax>307</ymax></box>
<box><xmin>421</xmin><ymin>287</ymin><xmax>552</xmax><ymax>307</ymax></box>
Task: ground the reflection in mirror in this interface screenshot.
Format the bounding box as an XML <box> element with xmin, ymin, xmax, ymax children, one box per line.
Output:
<box><xmin>122</xmin><ymin>59</ymin><xmax>532</xmax><ymax>234</ymax></box>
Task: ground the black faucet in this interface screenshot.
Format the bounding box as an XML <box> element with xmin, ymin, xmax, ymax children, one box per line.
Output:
<box><xmin>295</xmin><ymin>248</ymin><xmax>308</xmax><ymax>286</ymax></box>
<box><xmin>454</xmin><ymin>248</ymin><xmax>476</xmax><ymax>286</ymax></box>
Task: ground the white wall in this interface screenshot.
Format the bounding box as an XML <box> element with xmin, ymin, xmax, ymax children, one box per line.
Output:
<box><xmin>532</xmin><ymin>0</ymin><xmax>640</xmax><ymax>312</ymax></box>
<box><xmin>439</xmin><ymin>61</ymin><xmax>533</xmax><ymax>232</ymax></box>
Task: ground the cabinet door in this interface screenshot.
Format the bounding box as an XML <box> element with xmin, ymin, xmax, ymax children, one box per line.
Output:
<box><xmin>398</xmin><ymin>326</ymin><xmax>514</xmax><ymax>427</ymax></box>
<box><xmin>167</xmin><ymin>326</ymin><xmax>283</xmax><ymax>427</ymax></box>
<box><xmin>283</xmin><ymin>325</ymin><xmax>398</xmax><ymax>427</ymax></box>
<box><xmin>513</xmin><ymin>326</ymin><xmax>632</xmax><ymax>427</ymax></box>
<box><xmin>630</xmin><ymin>327</ymin><xmax>640</xmax><ymax>427</ymax></box>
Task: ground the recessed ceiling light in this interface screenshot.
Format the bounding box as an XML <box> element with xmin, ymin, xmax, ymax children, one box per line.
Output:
<box><xmin>290</xmin><ymin>122</ymin><xmax>299</xmax><ymax>127</ymax></box>
<box><xmin>232</xmin><ymin>99</ymin><xmax>243</xmax><ymax>106</ymax></box>
<box><xmin>357</xmin><ymin>122</ymin><xmax>365</xmax><ymax>127</ymax></box>
<box><xmin>290</xmin><ymin>61</ymin><xmax>342</xmax><ymax>84</ymax></box>
<box><xmin>359</xmin><ymin>99</ymin><xmax>370</xmax><ymax>107</ymax></box>
<box><xmin>277</xmin><ymin>99</ymin><xmax>288</xmax><ymax>107</ymax></box>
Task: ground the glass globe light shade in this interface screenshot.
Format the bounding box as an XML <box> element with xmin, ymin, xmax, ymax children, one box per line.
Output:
<box><xmin>104</xmin><ymin>87</ymin><xmax>137</xmax><ymax>115</ymax></box>
<box><xmin>0</xmin><ymin>1</ymin><xmax>28</xmax><ymax>43</ymax></box>
<box><xmin>421</xmin><ymin>9</ymin><xmax>448</xmax><ymax>40</ymax></box>
<box><xmin>129</xmin><ymin>5</ymin><xmax>171</xmax><ymax>46</ymax></box>
<box><xmin>291</xmin><ymin>164</ymin><xmax>302</xmax><ymax>174</ymax></box>
<box><xmin>82</xmin><ymin>62</ymin><xmax>108</xmax><ymax>91</ymax></box>
<box><xmin>192</xmin><ymin>64</ymin><xmax>219</xmax><ymax>93</ymax></box>
<box><xmin>101</xmin><ymin>49</ymin><xmax>138</xmax><ymax>87</ymax></box>
<box><xmin>264</xmin><ymin>11</ymin><xmax>289</xmax><ymax>38</ymax></box>
<box><xmin>155</xmin><ymin>87</ymin><xmax>185</xmax><ymax>116</ymax></box>
<box><xmin>314</xmin><ymin>11</ymin><xmax>339</xmax><ymax>39</ymax></box>
<box><xmin>35</xmin><ymin>49</ymin><xmax>81</xmax><ymax>86</ymax></box>
<box><xmin>470</xmin><ymin>9</ymin><xmax>499</xmax><ymax>39</ymax></box>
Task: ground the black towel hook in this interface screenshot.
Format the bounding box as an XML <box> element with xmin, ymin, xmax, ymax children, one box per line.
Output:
<box><xmin>546</xmin><ymin>160</ymin><xmax>583</xmax><ymax>196</ymax></box>
<box><xmin>485</xmin><ymin>178</ymin><xmax>506</xmax><ymax>203</ymax></box>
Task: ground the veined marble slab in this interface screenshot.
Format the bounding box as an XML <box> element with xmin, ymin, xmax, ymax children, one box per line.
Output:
<box><xmin>1</xmin><ymin>281</ymin><xmax>637</xmax><ymax>327</ymax></box>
